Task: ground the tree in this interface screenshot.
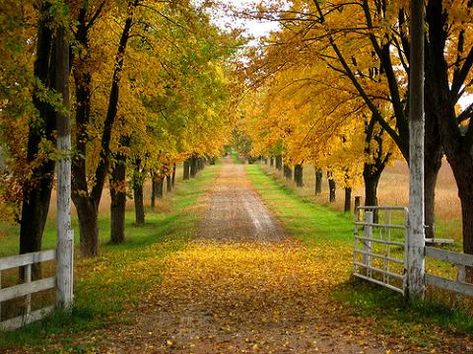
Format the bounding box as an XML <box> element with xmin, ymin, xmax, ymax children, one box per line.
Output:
<box><xmin>19</xmin><ymin>1</ymin><xmax>60</xmax><ymax>269</ymax></box>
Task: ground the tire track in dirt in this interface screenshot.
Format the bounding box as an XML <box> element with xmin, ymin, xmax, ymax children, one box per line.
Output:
<box><xmin>197</xmin><ymin>157</ymin><xmax>285</xmax><ymax>242</ymax></box>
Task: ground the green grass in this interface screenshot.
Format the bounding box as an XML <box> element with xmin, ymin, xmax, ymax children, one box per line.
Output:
<box><xmin>0</xmin><ymin>164</ymin><xmax>219</xmax><ymax>350</ymax></box>
<box><xmin>246</xmin><ymin>164</ymin><xmax>473</xmax><ymax>342</ymax></box>
<box><xmin>245</xmin><ymin>164</ymin><xmax>353</xmax><ymax>245</ymax></box>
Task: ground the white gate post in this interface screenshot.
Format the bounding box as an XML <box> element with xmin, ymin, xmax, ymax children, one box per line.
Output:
<box><xmin>407</xmin><ymin>0</ymin><xmax>426</xmax><ymax>300</ymax></box>
<box><xmin>363</xmin><ymin>211</ymin><xmax>373</xmax><ymax>274</ymax></box>
<box><xmin>55</xmin><ymin>26</ymin><xmax>74</xmax><ymax>309</ymax></box>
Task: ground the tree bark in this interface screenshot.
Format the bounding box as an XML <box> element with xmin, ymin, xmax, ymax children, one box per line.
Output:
<box><xmin>75</xmin><ymin>198</ymin><xmax>98</xmax><ymax>256</ymax></box>
<box><xmin>275</xmin><ymin>155</ymin><xmax>282</xmax><ymax>171</ymax></box>
<box><xmin>190</xmin><ymin>156</ymin><xmax>198</xmax><ymax>178</ymax></box>
<box><xmin>183</xmin><ymin>160</ymin><xmax>190</xmax><ymax>180</ymax></box>
<box><xmin>294</xmin><ymin>164</ymin><xmax>303</xmax><ymax>187</ymax></box>
<box><xmin>450</xmin><ymin>157</ymin><xmax>473</xmax><ymax>257</ymax></box>
<box><xmin>132</xmin><ymin>160</ymin><xmax>145</xmax><ymax>225</ymax></box>
<box><xmin>283</xmin><ymin>164</ymin><xmax>292</xmax><ymax>179</ymax></box>
<box><xmin>327</xmin><ymin>172</ymin><xmax>336</xmax><ymax>203</ymax></box>
<box><xmin>166</xmin><ymin>175</ymin><xmax>172</xmax><ymax>193</ymax></box>
<box><xmin>344</xmin><ymin>187</ymin><xmax>352</xmax><ymax>212</ymax></box>
<box><xmin>363</xmin><ymin>163</ymin><xmax>381</xmax><ymax>208</ymax></box>
<box><xmin>156</xmin><ymin>175</ymin><xmax>164</xmax><ymax>198</ymax></box>
<box><xmin>315</xmin><ymin>169</ymin><xmax>323</xmax><ymax>195</ymax></box>
<box><xmin>151</xmin><ymin>172</ymin><xmax>157</xmax><ymax>208</ymax></box>
<box><xmin>110</xmin><ymin>155</ymin><xmax>126</xmax><ymax>244</ymax></box>
<box><xmin>171</xmin><ymin>164</ymin><xmax>176</xmax><ymax>187</ymax></box>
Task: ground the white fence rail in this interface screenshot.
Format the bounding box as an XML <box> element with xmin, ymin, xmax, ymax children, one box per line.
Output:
<box><xmin>425</xmin><ymin>247</ymin><xmax>473</xmax><ymax>297</ymax></box>
<box><xmin>0</xmin><ymin>249</ymin><xmax>56</xmax><ymax>331</ymax></box>
<box><xmin>353</xmin><ymin>206</ymin><xmax>408</xmax><ymax>295</ymax></box>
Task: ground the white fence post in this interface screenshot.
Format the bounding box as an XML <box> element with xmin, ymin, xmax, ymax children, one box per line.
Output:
<box><xmin>55</xmin><ymin>26</ymin><xmax>73</xmax><ymax>309</ymax></box>
<box><xmin>407</xmin><ymin>0</ymin><xmax>426</xmax><ymax>300</ymax></box>
<box><xmin>363</xmin><ymin>211</ymin><xmax>374</xmax><ymax>274</ymax></box>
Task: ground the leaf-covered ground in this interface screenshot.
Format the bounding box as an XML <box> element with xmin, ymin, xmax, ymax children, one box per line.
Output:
<box><xmin>53</xmin><ymin>240</ymin><xmax>471</xmax><ymax>353</ymax></box>
<box><xmin>4</xmin><ymin>160</ymin><xmax>473</xmax><ymax>353</ymax></box>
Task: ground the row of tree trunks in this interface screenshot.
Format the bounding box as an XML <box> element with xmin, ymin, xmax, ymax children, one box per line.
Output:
<box><xmin>111</xmin><ymin>160</ymin><xmax>179</xmax><ymax>243</ymax></box>
<box><xmin>266</xmin><ymin>158</ymin><xmax>383</xmax><ymax>215</ymax></box>
<box><xmin>183</xmin><ymin>155</ymin><xmax>206</xmax><ymax>180</ymax></box>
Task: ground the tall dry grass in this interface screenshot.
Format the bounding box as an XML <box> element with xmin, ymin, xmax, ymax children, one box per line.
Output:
<box><xmin>47</xmin><ymin>164</ymin><xmax>184</xmax><ymax>219</ymax></box>
<box><xmin>260</xmin><ymin>159</ymin><xmax>462</xmax><ymax>240</ymax></box>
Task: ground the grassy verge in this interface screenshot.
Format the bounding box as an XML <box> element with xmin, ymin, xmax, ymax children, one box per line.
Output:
<box><xmin>245</xmin><ymin>165</ymin><xmax>353</xmax><ymax>245</ymax></box>
<box><xmin>246</xmin><ymin>164</ymin><xmax>473</xmax><ymax>343</ymax></box>
<box><xmin>0</xmin><ymin>164</ymin><xmax>219</xmax><ymax>351</ymax></box>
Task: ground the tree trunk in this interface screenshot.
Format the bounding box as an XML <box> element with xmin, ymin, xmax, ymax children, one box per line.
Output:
<box><xmin>132</xmin><ymin>158</ymin><xmax>145</xmax><ymax>225</ymax></box>
<box><xmin>315</xmin><ymin>169</ymin><xmax>323</xmax><ymax>195</ymax></box>
<box><xmin>327</xmin><ymin>172</ymin><xmax>336</xmax><ymax>203</ymax></box>
<box><xmin>110</xmin><ymin>142</ymin><xmax>127</xmax><ymax>244</ymax></box>
<box><xmin>133</xmin><ymin>180</ymin><xmax>145</xmax><ymax>225</ymax></box>
<box><xmin>275</xmin><ymin>155</ymin><xmax>282</xmax><ymax>171</ymax></box>
<box><xmin>283</xmin><ymin>164</ymin><xmax>292</xmax><ymax>179</ymax></box>
<box><xmin>344</xmin><ymin>187</ymin><xmax>352</xmax><ymax>212</ymax></box>
<box><xmin>190</xmin><ymin>156</ymin><xmax>198</xmax><ymax>178</ymax></box>
<box><xmin>171</xmin><ymin>164</ymin><xmax>176</xmax><ymax>187</ymax></box>
<box><xmin>166</xmin><ymin>175</ymin><xmax>172</xmax><ymax>193</ymax></box>
<box><xmin>151</xmin><ymin>172</ymin><xmax>157</xmax><ymax>209</ymax></box>
<box><xmin>74</xmin><ymin>197</ymin><xmax>99</xmax><ymax>256</ymax></box>
<box><xmin>183</xmin><ymin>160</ymin><xmax>190</xmax><ymax>180</ymax></box>
<box><xmin>294</xmin><ymin>164</ymin><xmax>303</xmax><ymax>187</ymax></box>
<box><xmin>270</xmin><ymin>157</ymin><xmax>274</xmax><ymax>167</ymax></box>
<box><xmin>19</xmin><ymin>2</ymin><xmax>56</xmax><ymax>277</ymax></box>
<box><xmin>363</xmin><ymin>163</ymin><xmax>381</xmax><ymax>208</ymax></box>
<box><xmin>449</xmin><ymin>156</ymin><xmax>473</xmax><ymax>279</ymax></box>
<box><xmin>157</xmin><ymin>176</ymin><xmax>164</xmax><ymax>198</ymax></box>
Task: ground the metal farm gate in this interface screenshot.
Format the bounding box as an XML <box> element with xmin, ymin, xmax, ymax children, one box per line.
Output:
<box><xmin>353</xmin><ymin>206</ymin><xmax>408</xmax><ymax>295</ymax></box>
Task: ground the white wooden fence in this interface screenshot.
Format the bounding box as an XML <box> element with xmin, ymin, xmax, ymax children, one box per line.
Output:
<box><xmin>354</xmin><ymin>206</ymin><xmax>473</xmax><ymax>299</ymax></box>
<box><xmin>425</xmin><ymin>247</ymin><xmax>473</xmax><ymax>297</ymax></box>
<box><xmin>0</xmin><ymin>249</ymin><xmax>58</xmax><ymax>330</ymax></box>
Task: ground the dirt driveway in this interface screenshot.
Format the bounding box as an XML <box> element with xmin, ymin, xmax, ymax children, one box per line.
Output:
<box><xmin>78</xmin><ymin>158</ymin><xmax>387</xmax><ymax>354</ymax></box>
<box><xmin>197</xmin><ymin>157</ymin><xmax>285</xmax><ymax>242</ymax></box>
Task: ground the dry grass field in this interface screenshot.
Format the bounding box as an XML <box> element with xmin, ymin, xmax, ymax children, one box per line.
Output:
<box><xmin>46</xmin><ymin>164</ymin><xmax>185</xmax><ymax>219</ymax></box>
<box><xmin>261</xmin><ymin>159</ymin><xmax>463</xmax><ymax>242</ymax></box>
